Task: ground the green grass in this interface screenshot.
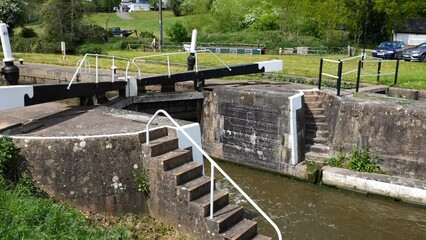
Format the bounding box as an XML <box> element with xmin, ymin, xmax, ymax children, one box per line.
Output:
<box><xmin>0</xmin><ymin>187</ymin><xmax>125</xmax><ymax>239</ymax></box>
<box><xmin>0</xmin><ymin>185</ymin><xmax>192</xmax><ymax>239</ymax></box>
<box><xmin>12</xmin><ymin>51</ymin><xmax>426</xmax><ymax>90</ymax></box>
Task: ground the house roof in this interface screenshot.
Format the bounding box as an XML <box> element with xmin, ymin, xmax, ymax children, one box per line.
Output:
<box><xmin>394</xmin><ymin>18</ymin><xmax>426</xmax><ymax>34</ymax></box>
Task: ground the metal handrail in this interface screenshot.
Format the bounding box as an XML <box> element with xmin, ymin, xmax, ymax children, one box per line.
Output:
<box><xmin>146</xmin><ymin>110</ymin><xmax>282</xmax><ymax>240</ymax></box>
<box><xmin>68</xmin><ymin>53</ymin><xmax>131</xmax><ymax>89</ymax></box>
<box><xmin>131</xmin><ymin>50</ymin><xmax>232</xmax><ymax>79</ymax></box>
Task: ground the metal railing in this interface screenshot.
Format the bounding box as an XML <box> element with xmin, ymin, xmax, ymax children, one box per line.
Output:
<box><xmin>355</xmin><ymin>59</ymin><xmax>400</xmax><ymax>92</ymax></box>
<box><xmin>146</xmin><ymin>110</ymin><xmax>282</xmax><ymax>240</ymax></box>
<box><xmin>68</xmin><ymin>53</ymin><xmax>132</xmax><ymax>89</ymax></box>
<box><xmin>318</xmin><ymin>54</ymin><xmax>400</xmax><ymax>96</ymax></box>
<box><xmin>68</xmin><ymin>50</ymin><xmax>233</xmax><ymax>90</ymax></box>
<box><xmin>318</xmin><ymin>58</ymin><xmax>343</xmax><ymax>96</ymax></box>
<box><xmin>132</xmin><ymin>49</ymin><xmax>232</xmax><ymax>79</ymax></box>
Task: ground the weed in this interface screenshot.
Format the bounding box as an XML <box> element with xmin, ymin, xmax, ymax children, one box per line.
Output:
<box><xmin>132</xmin><ymin>167</ymin><xmax>150</xmax><ymax>195</ymax></box>
<box><xmin>324</xmin><ymin>152</ymin><xmax>346</xmax><ymax>168</ymax></box>
<box><xmin>324</xmin><ymin>147</ymin><xmax>384</xmax><ymax>174</ymax></box>
<box><xmin>346</xmin><ymin>148</ymin><xmax>383</xmax><ymax>174</ymax></box>
<box><xmin>0</xmin><ymin>136</ymin><xmax>21</xmax><ymax>182</ymax></box>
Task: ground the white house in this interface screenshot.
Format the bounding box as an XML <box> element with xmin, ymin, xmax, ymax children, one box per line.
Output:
<box><xmin>119</xmin><ymin>0</ymin><xmax>168</xmax><ymax>12</ymax></box>
<box><xmin>393</xmin><ymin>19</ymin><xmax>426</xmax><ymax>47</ymax></box>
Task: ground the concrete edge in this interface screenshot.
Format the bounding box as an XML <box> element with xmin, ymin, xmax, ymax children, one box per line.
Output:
<box><xmin>321</xmin><ymin>166</ymin><xmax>426</xmax><ymax>206</ymax></box>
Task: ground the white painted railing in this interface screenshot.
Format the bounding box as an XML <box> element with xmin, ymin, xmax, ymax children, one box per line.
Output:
<box><xmin>68</xmin><ymin>50</ymin><xmax>233</xmax><ymax>90</ymax></box>
<box><xmin>68</xmin><ymin>53</ymin><xmax>132</xmax><ymax>89</ymax></box>
<box><xmin>132</xmin><ymin>49</ymin><xmax>231</xmax><ymax>79</ymax></box>
<box><xmin>146</xmin><ymin>109</ymin><xmax>282</xmax><ymax>240</ymax></box>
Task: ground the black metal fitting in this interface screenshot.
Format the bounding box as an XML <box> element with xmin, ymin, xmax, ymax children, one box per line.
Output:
<box><xmin>1</xmin><ymin>61</ymin><xmax>19</xmax><ymax>85</ymax></box>
<box><xmin>187</xmin><ymin>53</ymin><xmax>196</xmax><ymax>71</ymax></box>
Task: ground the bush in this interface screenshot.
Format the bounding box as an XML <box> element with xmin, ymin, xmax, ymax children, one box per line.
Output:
<box><xmin>138</xmin><ymin>31</ymin><xmax>156</xmax><ymax>39</ymax></box>
<box><xmin>19</xmin><ymin>27</ymin><xmax>38</xmax><ymax>38</ymax></box>
<box><xmin>75</xmin><ymin>43</ymin><xmax>105</xmax><ymax>54</ymax></box>
<box><xmin>81</xmin><ymin>24</ymin><xmax>105</xmax><ymax>44</ymax></box>
<box><xmin>166</xmin><ymin>22</ymin><xmax>189</xmax><ymax>43</ymax></box>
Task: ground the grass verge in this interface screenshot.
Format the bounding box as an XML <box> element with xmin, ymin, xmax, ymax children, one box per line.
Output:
<box><xmin>11</xmin><ymin>51</ymin><xmax>426</xmax><ymax>90</ymax></box>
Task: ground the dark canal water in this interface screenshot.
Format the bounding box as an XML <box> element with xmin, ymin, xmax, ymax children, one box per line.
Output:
<box><xmin>205</xmin><ymin>161</ymin><xmax>426</xmax><ymax>240</ymax></box>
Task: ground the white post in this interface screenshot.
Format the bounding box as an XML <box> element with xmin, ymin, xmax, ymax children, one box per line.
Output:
<box><xmin>95</xmin><ymin>54</ymin><xmax>99</xmax><ymax>84</ymax></box>
<box><xmin>190</xmin><ymin>29</ymin><xmax>198</xmax><ymax>53</ymax></box>
<box><xmin>0</xmin><ymin>22</ymin><xmax>14</xmax><ymax>62</ymax></box>
<box><xmin>61</xmin><ymin>41</ymin><xmax>66</xmax><ymax>61</ymax></box>
<box><xmin>111</xmin><ymin>57</ymin><xmax>116</xmax><ymax>82</ymax></box>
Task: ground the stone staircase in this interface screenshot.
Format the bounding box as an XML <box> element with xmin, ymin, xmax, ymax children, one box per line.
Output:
<box><xmin>142</xmin><ymin>129</ymin><xmax>271</xmax><ymax>240</ymax></box>
<box><xmin>304</xmin><ymin>92</ymin><xmax>331</xmax><ymax>163</ymax></box>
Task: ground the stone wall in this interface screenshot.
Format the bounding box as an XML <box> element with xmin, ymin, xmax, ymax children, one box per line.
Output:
<box><xmin>202</xmin><ymin>86</ymin><xmax>305</xmax><ymax>175</ymax></box>
<box><xmin>13</xmin><ymin>134</ymin><xmax>149</xmax><ymax>214</ymax></box>
<box><xmin>319</xmin><ymin>92</ymin><xmax>426</xmax><ymax>179</ymax></box>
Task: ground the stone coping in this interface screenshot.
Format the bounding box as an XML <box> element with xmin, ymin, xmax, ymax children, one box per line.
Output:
<box><xmin>321</xmin><ymin>166</ymin><xmax>426</xmax><ymax>206</ymax></box>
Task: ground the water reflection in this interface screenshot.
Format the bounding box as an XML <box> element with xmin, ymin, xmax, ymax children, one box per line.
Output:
<box><xmin>205</xmin><ymin>160</ymin><xmax>426</xmax><ymax>240</ymax></box>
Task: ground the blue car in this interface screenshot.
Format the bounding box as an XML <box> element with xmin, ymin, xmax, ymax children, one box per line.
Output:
<box><xmin>372</xmin><ymin>41</ymin><xmax>407</xmax><ymax>59</ymax></box>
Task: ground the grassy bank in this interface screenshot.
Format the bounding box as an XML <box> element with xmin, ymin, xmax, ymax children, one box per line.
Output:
<box><xmin>0</xmin><ymin>136</ymin><xmax>190</xmax><ymax>240</ymax></box>
<box><xmin>12</xmin><ymin>51</ymin><xmax>426</xmax><ymax>90</ymax></box>
<box><xmin>0</xmin><ymin>185</ymin><xmax>191</xmax><ymax>239</ymax></box>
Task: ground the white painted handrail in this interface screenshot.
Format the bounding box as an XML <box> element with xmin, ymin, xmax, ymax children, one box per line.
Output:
<box><xmin>131</xmin><ymin>50</ymin><xmax>232</xmax><ymax>79</ymax></box>
<box><xmin>68</xmin><ymin>53</ymin><xmax>131</xmax><ymax>89</ymax></box>
<box><xmin>146</xmin><ymin>110</ymin><xmax>282</xmax><ymax>240</ymax></box>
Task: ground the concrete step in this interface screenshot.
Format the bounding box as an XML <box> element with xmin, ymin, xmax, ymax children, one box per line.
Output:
<box><xmin>192</xmin><ymin>190</ymin><xmax>229</xmax><ymax>217</ymax></box>
<box><xmin>306</xmin><ymin>122</ymin><xmax>329</xmax><ymax>131</ymax></box>
<box><xmin>159</xmin><ymin>149</ymin><xmax>192</xmax><ymax>171</ymax></box>
<box><xmin>306</xmin><ymin>114</ymin><xmax>326</xmax><ymax>123</ymax></box>
<box><xmin>305</xmin><ymin>108</ymin><xmax>324</xmax><ymax>115</ymax></box>
<box><xmin>169</xmin><ymin>162</ymin><xmax>203</xmax><ymax>186</ymax></box>
<box><xmin>305</xmin><ymin>143</ymin><xmax>330</xmax><ymax>154</ymax></box>
<box><xmin>306</xmin><ymin>129</ymin><xmax>329</xmax><ymax>138</ymax></box>
<box><xmin>304</xmin><ymin>95</ymin><xmax>319</xmax><ymax>103</ymax></box>
<box><xmin>149</xmin><ymin>136</ymin><xmax>179</xmax><ymax>157</ymax></box>
<box><xmin>252</xmin><ymin>234</ymin><xmax>272</xmax><ymax>240</ymax></box>
<box><xmin>305</xmin><ymin>151</ymin><xmax>330</xmax><ymax>163</ymax></box>
<box><xmin>179</xmin><ymin>175</ymin><xmax>213</xmax><ymax>201</ymax></box>
<box><xmin>139</xmin><ymin>127</ymin><xmax>169</xmax><ymax>143</ymax></box>
<box><xmin>223</xmin><ymin>218</ymin><xmax>257</xmax><ymax>240</ymax></box>
<box><xmin>207</xmin><ymin>204</ymin><xmax>244</xmax><ymax>233</ymax></box>
<box><xmin>304</xmin><ymin>102</ymin><xmax>322</xmax><ymax>108</ymax></box>
<box><xmin>306</xmin><ymin>136</ymin><xmax>328</xmax><ymax>145</ymax></box>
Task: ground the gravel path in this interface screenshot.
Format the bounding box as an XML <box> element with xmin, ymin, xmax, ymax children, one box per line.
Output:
<box><xmin>116</xmin><ymin>12</ymin><xmax>134</xmax><ymax>20</ymax></box>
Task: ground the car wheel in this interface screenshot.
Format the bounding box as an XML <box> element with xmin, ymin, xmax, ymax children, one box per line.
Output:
<box><xmin>421</xmin><ymin>54</ymin><xmax>426</xmax><ymax>62</ymax></box>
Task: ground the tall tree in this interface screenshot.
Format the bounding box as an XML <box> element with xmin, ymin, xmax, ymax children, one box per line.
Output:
<box><xmin>0</xmin><ymin>0</ymin><xmax>27</xmax><ymax>30</ymax></box>
<box><xmin>168</xmin><ymin>0</ymin><xmax>184</xmax><ymax>16</ymax></box>
<box><xmin>42</xmin><ymin>0</ymin><xmax>84</xmax><ymax>48</ymax></box>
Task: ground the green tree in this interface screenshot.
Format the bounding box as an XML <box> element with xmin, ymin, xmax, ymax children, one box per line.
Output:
<box><xmin>0</xmin><ymin>0</ymin><xmax>27</xmax><ymax>30</ymax></box>
<box><xmin>210</xmin><ymin>0</ymin><xmax>251</xmax><ymax>32</ymax></box>
<box><xmin>166</xmin><ymin>21</ymin><xmax>189</xmax><ymax>42</ymax></box>
<box><xmin>42</xmin><ymin>0</ymin><xmax>84</xmax><ymax>49</ymax></box>
<box><xmin>149</xmin><ymin>0</ymin><xmax>159</xmax><ymax>10</ymax></box>
<box><xmin>374</xmin><ymin>0</ymin><xmax>426</xmax><ymax>32</ymax></box>
<box><xmin>180</xmin><ymin>0</ymin><xmax>212</xmax><ymax>15</ymax></box>
<box><xmin>168</xmin><ymin>0</ymin><xmax>184</xmax><ymax>16</ymax></box>
<box><xmin>97</xmin><ymin>0</ymin><xmax>120</xmax><ymax>12</ymax></box>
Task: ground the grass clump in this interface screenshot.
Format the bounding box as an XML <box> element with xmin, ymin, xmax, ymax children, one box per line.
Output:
<box><xmin>324</xmin><ymin>147</ymin><xmax>384</xmax><ymax>174</ymax></box>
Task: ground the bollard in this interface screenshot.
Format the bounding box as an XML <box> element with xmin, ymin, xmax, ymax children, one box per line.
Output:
<box><xmin>0</xmin><ymin>22</ymin><xmax>19</xmax><ymax>85</ymax></box>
